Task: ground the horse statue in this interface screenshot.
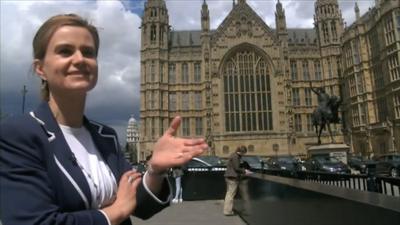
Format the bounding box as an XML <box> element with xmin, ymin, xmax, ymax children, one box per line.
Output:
<box><xmin>310</xmin><ymin>82</ymin><xmax>342</xmax><ymax>145</ymax></box>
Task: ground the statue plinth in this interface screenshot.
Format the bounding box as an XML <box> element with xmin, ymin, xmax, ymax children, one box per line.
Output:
<box><xmin>307</xmin><ymin>144</ymin><xmax>350</xmax><ymax>164</ymax></box>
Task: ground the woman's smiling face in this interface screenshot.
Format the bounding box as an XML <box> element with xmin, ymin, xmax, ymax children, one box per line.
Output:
<box><xmin>35</xmin><ymin>25</ymin><xmax>98</xmax><ymax>97</ymax></box>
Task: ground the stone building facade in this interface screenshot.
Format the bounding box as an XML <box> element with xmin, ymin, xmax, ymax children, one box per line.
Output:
<box><xmin>341</xmin><ymin>0</ymin><xmax>400</xmax><ymax>156</ymax></box>
<box><xmin>139</xmin><ymin>0</ymin><xmax>399</xmax><ymax>160</ymax></box>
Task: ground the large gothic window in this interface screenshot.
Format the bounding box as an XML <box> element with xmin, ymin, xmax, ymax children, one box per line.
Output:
<box><xmin>223</xmin><ymin>50</ymin><xmax>273</xmax><ymax>132</ymax></box>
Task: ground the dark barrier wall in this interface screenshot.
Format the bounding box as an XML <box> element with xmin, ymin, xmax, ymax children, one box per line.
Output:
<box><xmin>181</xmin><ymin>170</ymin><xmax>226</xmax><ymax>200</ymax></box>
<box><xmin>234</xmin><ymin>173</ymin><xmax>400</xmax><ymax>225</ymax></box>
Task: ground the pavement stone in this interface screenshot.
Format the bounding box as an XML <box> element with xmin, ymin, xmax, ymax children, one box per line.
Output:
<box><xmin>131</xmin><ymin>200</ymin><xmax>246</xmax><ymax>225</ymax></box>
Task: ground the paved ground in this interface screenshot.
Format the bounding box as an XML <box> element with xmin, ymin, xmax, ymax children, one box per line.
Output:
<box><xmin>0</xmin><ymin>200</ymin><xmax>245</xmax><ymax>225</ymax></box>
<box><xmin>131</xmin><ymin>200</ymin><xmax>246</xmax><ymax>225</ymax></box>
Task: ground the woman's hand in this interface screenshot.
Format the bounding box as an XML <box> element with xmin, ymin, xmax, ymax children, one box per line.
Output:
<box><xmin>102</xmin><ymin>170</ymin><xmax>142</xmax><ymax>225</ymax></box>
<box><xmin>148</xmin><ymin>116</ymin><xmax>209</xmax><ymax>173</ymax></box>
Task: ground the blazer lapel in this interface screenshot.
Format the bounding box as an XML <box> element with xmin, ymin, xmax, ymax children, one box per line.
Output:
<box><xmin>84</xmin><ymin>119</ymin><xmax>121</xmax><ymax>182</ymax></box>
<box><xmin>32</xmin><ymin>102</ymin><xmax>93</xmax><ymax>209</ymax></box>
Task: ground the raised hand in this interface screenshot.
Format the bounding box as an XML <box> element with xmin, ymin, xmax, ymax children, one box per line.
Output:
<box><xmin>148</xmin><ymin>116</ymin><xmax>209</xmax><ymax>173</ymax></box>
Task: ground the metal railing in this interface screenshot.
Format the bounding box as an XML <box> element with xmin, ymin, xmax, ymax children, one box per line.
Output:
<box><xmin>254</xmin><ymin>168</ymin><xmax>400</xmax><ymax>197</ymax></box>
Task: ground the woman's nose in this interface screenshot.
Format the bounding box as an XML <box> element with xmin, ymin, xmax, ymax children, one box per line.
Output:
<box><xmin>72</xmin><ymin>51</ymin><xmax>84</xmax><ymax>64</ymax></box>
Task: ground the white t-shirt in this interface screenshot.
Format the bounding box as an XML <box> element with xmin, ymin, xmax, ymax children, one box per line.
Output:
<box><xmin>60</xmin><ymin>125</ymin><xmax>117</xmax><ymax>209</ymax></box>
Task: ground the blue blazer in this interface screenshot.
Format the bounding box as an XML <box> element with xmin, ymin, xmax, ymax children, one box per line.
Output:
<box><xmin>0</xmin><ymin>102</ymin><xmax>171</xmax><ymax>225</ymax></box>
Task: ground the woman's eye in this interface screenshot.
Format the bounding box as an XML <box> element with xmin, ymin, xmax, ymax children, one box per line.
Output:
<box><xmin>58</xmin><ymin>48</ymin><xmax>73</xmax><ymax>56</ymax></box>
<box><xmin>82</xmin><ymin>49</ymin><xmax>96</xmax><ymax>58</ymax></box>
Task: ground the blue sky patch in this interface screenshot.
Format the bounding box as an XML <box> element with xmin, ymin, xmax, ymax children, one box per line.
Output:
<box><xmin>120</xmin><ymin>0</ymin><xmax>145</xmax><ymax>16</ymax></box>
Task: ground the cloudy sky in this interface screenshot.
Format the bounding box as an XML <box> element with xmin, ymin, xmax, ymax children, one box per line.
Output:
<box><xmin>0</xmin><ymin>0</ymin><xmax>374</xmax><ymax>144</ymax></box>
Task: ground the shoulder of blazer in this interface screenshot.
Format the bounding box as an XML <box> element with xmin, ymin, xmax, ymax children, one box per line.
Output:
<box><xmin>0</xmin><ymin>113</ymin><xmax>48</xmax><ymax>142</ymax></box>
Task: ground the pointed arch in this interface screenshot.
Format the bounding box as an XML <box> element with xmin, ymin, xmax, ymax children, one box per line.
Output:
<box><xmin>220</xmin><ymin>43</ymin><xmax>274</xmax><ymax>132</ymax></box>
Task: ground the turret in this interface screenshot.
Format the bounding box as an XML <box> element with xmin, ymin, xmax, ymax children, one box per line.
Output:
<box><xmin>139</xmin><ymin>0</ymin><xmax>170</xmax><ymax>153</ymax></box>
<box><xmin>314</xmin><ymin>0</ymin><xmax>344</xmax><ymax>46</ymax></box>
<box><xmin>141</xmin><ymin>0</ymin><xmax>169</xmax><ymax>50</ymax></box>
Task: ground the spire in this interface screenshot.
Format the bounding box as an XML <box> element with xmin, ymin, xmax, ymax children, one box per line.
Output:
<box><xmin>355</xmin><ymin>2</ymin><xmax>360</xmax><ymax>20</ymax></box>
<box><xmin>276</xmin><ymin>0</ymin><xmax>283</xmax><ymax>14</ymax></box>
<box><xmin>277</xmin><ymin>0</ymin><xmax>282</xmax><ymax>11</ymax></box>
<box><xmin>238</xmin><ymin>0</ymin><xmax>246</xmax><ymax>5</ymax></box>
<box><xmin>232</xmin><ymin>0</ymin><xmax>235</xmax><ymax>9</ymax></box>
<box><xmin>275</xmin><ymin>0</ymin><xmax>286</xmax><ymax>33</ymax></box>
<box><xmin>201</xmin><ymin>0</ymin><xmax>210</xmax><ymax>32</ymax></box>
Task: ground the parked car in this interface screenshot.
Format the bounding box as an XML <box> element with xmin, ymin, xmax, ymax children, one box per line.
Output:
<box><xmin>241</xmin><ymin>155</ymin><xmax>267</xmax><ymax>170</ymax></box>
<box><xmin>184</xmin><ymin>155</ymin><xmax>226</xmax><ymax>171</ymax></box>
<box><xmin>196</xmin><ymin>155</ymin><xmax>225</xmax><ymax>166</ymax></box>
<box><xmin>303</xmin><ymin>156</ymin><xmax>351</xmax><ymax>174</ymax></box>
<box><xmin>375</xmin><ymin>153</ymin><xmax>400</xmax><ymax>177</ymax></box>
<box><xmin>266</xmin><ymin>155</ymin><xmax>302</xmax><ymax>171</ymax></box>
<box><xmin>347</xmin><ymin>156</ymin><xmax>377</xmax><ymax>174</ymax></box>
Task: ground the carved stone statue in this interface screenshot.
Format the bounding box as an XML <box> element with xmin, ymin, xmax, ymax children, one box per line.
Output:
<box><xmin>310</xmin><ymin>82</ymin><xmax>342</xmax><ymax>145</ymax></box>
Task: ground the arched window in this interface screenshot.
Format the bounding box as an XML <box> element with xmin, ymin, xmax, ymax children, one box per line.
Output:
<box><xmin>331</xmin><ymin>21</ymin><xmax>337</xmax><ymax>41</ymax></box>
<box><xmin>322</xmin><ymin>22</ymin><xmax>329</xmax><ymax>43</ymax></box>
<box><xmin>150</xmin><ymin>24</ymin><xmax>156</xmax><ymax>44</ymax></box>
<box><xmin>223</xmin><ymin>49</ymin><xmax>273</xmax><ymax>132</ymax></box>
<box><xmin>160</xmin><ymin>26</ymin><xmax>164</xmax><ymax>44</ymax></box>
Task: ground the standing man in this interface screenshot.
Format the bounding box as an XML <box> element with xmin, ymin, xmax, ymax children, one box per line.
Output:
<box><xmin>223</xmin><ymin>146</ymin><xmax>251</xmax><ymax>216</ymax></box>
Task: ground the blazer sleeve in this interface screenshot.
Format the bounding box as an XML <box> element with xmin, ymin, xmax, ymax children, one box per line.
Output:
<box><xmin>0</xmin><ymin>119</ymin><xmax>109</xmax><ymax>225</ymax></box>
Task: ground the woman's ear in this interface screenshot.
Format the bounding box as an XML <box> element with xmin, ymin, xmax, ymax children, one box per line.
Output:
<box><xmin>34</xmin><ymin>59</ymin><xmax>47</xmax><ymax>80</ymax></box>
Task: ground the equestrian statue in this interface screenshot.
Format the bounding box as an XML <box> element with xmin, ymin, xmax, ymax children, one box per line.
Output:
<box><xmin>310</xmin><ymin>82</ymin><xmax>342</xmax><ymax>145</ymax></box>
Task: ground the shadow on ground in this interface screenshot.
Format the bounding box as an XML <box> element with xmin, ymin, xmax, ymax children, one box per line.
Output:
<box><xmin>131</xmin><ymin>200</ymin><xmax>246</xmax><ymax>225</ymax></box>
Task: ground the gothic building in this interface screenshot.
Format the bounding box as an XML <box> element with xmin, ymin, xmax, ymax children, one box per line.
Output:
<box><xmin>341</xmin><ymin>0</ymin><xmax>400</xmax><ymax>156</ymax></box>
<box><xmin>139</xmin><ymin>0</ymin><xmax>399</xmax><ymax>161</ymax></box>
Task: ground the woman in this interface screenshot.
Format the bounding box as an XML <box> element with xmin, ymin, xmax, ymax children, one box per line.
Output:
<box><xmin>0</xmin><ymin>14</ymin><xmax>208</xmax><ymax>225</ymax></box>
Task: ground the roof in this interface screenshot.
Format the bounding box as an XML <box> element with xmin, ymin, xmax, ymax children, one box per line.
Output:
<box><xmin>286</xmin><ymin>28</ymin><xmax>317</xmax><ymax>45</ymax></box>
<box><xmin>169</xmin><ymin>30</ymin><xmax>202</xmax><ymax>47</ymax></box>
<box><xmin>169</xmin><ymin>28</ymin><xmax>317</xmax><ymax>47</ymax></box>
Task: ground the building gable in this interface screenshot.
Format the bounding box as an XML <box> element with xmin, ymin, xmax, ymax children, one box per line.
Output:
<box><xmin>212</xmin><ymin>2</ymin><xmax>277</xmax><ymax>44</ymax></box>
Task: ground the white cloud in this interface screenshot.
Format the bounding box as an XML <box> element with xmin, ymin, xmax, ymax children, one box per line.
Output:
<box><xmin>0</xmin><ymin>0</ymin><xmax>140</xmax><ymax>143</ymax></box>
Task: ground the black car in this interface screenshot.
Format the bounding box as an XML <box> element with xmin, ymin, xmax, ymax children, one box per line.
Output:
<box><xmin>303</xmin><ymin>156</ymin><xmax>351</xmax><ymax>174</ymax></box>
<box><xmin>347</xmin><ymin>156</ymin><xmax>377</xmax><ymax>174</ymax></box>
<box><xmin>266</xmin><ymin>155</ymin><xmax>301</xmax><ymax>171</ymax></box>
<box><xmin>185</xmin><ymin>155</ymin><xmax>225</xmax><ymax>171</ymax></box>
<box><xmin>375</xmin><ymin>153</ymin><xmax>400</xmax><ymax>177</ymax></box>
<box><xmin>241</xmin><ymin>155</ymin><xmax>267</xmax><ymax>170</ymax></box>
